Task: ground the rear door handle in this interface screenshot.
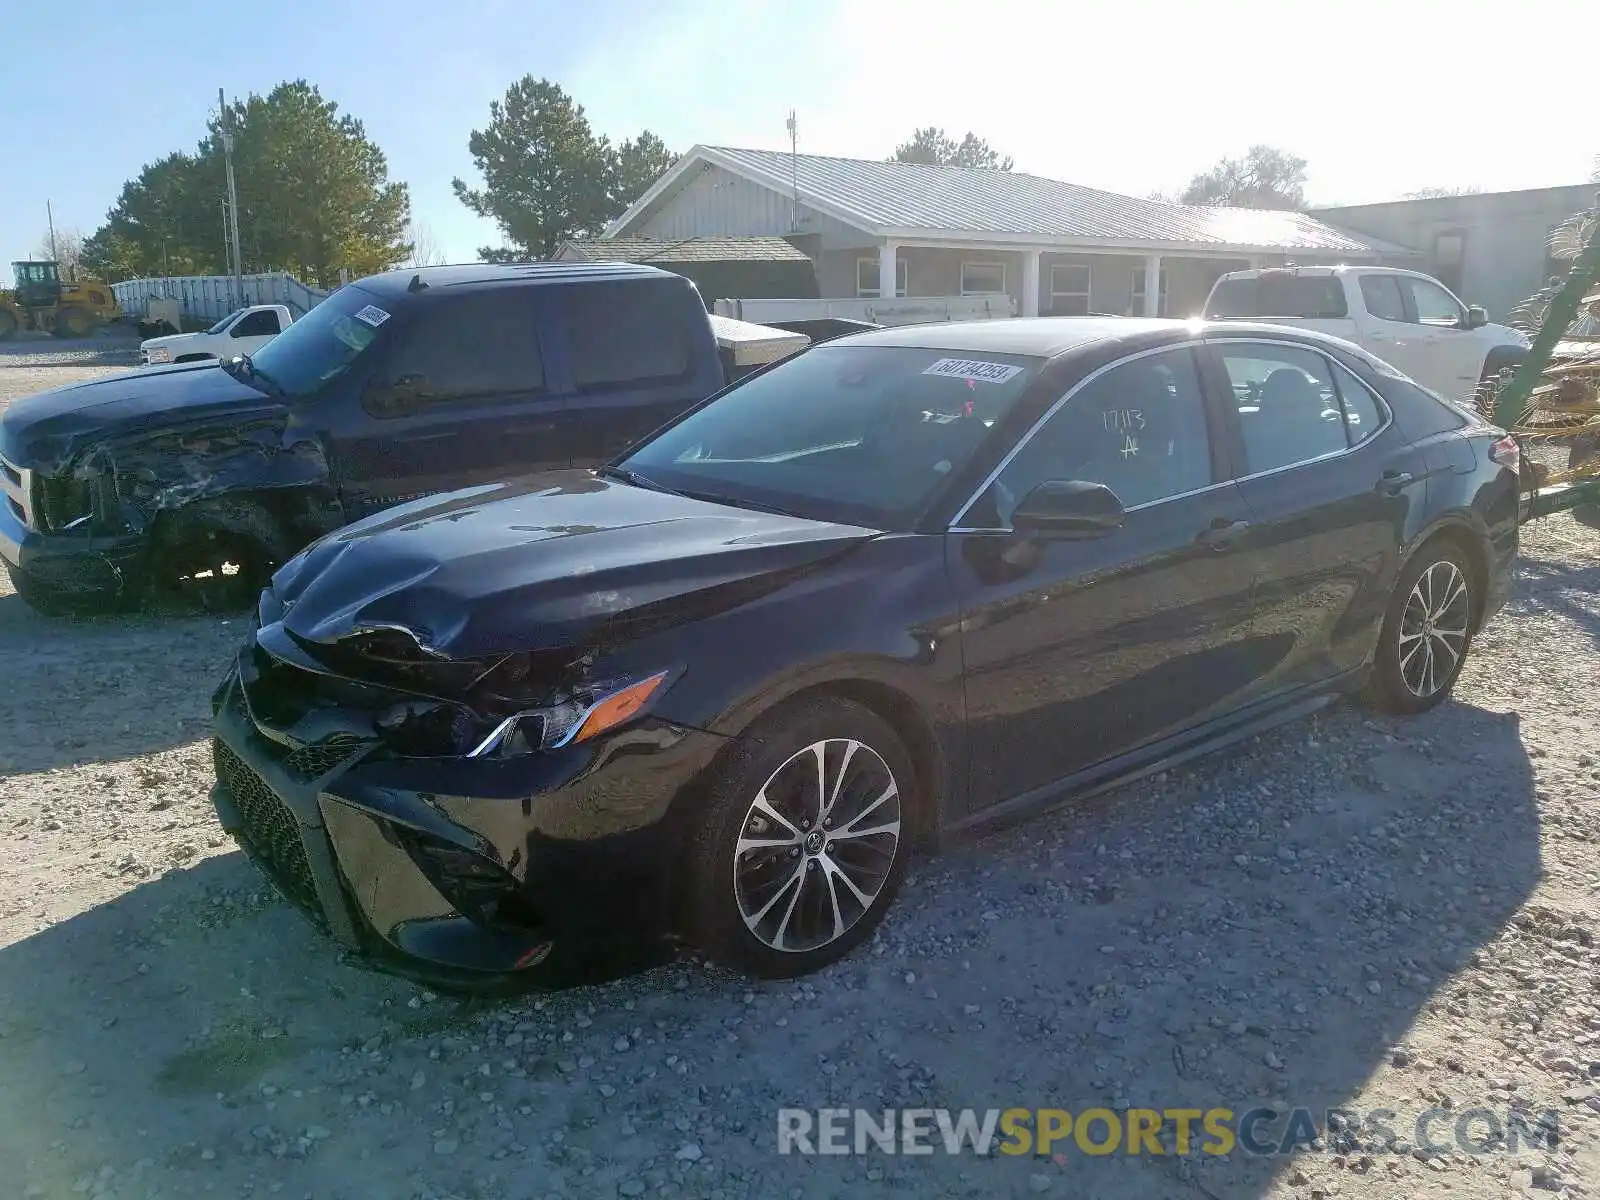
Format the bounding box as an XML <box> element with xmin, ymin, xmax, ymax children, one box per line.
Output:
<box><xmin>1378</xmin><ymin>469</ymin><xmax>1415</xmax><ymax>495</ymax></box>
<box><xmin>1196</xmin><ymin>516</ymin><xmax>1250</xmax><ymax>551</ymax></box>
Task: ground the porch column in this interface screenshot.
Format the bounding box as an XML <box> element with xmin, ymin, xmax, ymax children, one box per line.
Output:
<box><xmin>878</xmin><ymin>240</ymin><xmax>898</xmax><ymax>299</ymax></box>
<box><xmin>1142</xmin><ymin>253</ymin><xmax>1163</xmax><ymax>317</ymax></box>
<box><xmin>1021</xmin><ymin>250</ymin><xmax>1041</xmax><ymax>318</ymax></box>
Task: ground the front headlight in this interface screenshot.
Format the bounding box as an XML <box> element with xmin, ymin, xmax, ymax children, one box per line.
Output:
<box><xmin>467</xmin><ymin>671</ymin><xmax>671</xmax><ymax>758</ymax></box>
<box><xmin>145</xmin><ymin>347</ymin><xmax>172</xmax><ymax>364</ymax></box>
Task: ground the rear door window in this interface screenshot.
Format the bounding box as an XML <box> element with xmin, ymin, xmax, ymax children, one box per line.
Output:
<box><xmin>562</xmin><ymin>282</ymin><xmax>695</xmax><ymax>393</ymax></box>
<box><xmin>1358</xmin><ymin>275</ymin><xmax>1408</xmax><ymax>323</ymax></box>
<box><xmin>1213</xmin><ymin>342</ymin><xmax>1351</xmax><ymax>473</ymax></box>
<box><xmin>369</xmin><ymin>291</ymin><xmax>544</xmax><ymax>411</ymax></box>
<box><xmin>1205</xmin><ymin>275</ymin><xmax>1348</xmax><ymax>319</ymax></box>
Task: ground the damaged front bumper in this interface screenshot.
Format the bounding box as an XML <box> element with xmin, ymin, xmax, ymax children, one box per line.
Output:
<box><xmin>208</xmin><ymin>628</ymin><xmax>729</xmax><ymax>988</ymax></box>
<box><xmin>0</xmin><ymin>496</ymin><xmax>147</xmax><ymax>597</ymax></box>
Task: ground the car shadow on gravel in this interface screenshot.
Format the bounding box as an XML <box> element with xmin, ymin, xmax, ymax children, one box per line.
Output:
<box><xmin>0</xmin><ymin>593</ymin><xmax>244</xmax><ymax>777</ymax></box>
<box><xmin>869</xmin><ymin>699</ymin><xmax>1544</xmax><ymax>1198</ymax></box>
<box><xmin>0</xmin><ymin>849</ymin><xmax>410</xmax><ymax>1194</ymax></box>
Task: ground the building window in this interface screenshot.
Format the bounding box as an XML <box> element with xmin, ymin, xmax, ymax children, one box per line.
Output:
<box><xmin>1048</xmin><ymin>263</ymin><xmax>1092</xmax><ymax>315</ymax></box>
<box><xmin>1130</xmin><ymin>265</ymin><xmax>1170</xmax><ymax>316</ymax></box>
<box><xmin>857</xmin><ymin>256</ymin><xmax>908</xmax><ymax>298</ymax></box>
<box><xmin>961</xmin><ymin>261</ymin><xmax>1007</xmax><ymax>297</ymax></box>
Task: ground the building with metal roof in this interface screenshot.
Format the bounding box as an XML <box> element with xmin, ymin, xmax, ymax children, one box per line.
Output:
<box><xmin>550</xmin><ymin>234</ymin><xmax>820</xmax><ymax>308</ymax></box>
<box><xmin>604</xmin><ymin>145</ymin><xmax>1420</xmax><ymax>319</ymax></box>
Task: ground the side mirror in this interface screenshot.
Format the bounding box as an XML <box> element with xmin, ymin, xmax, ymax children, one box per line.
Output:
<box><xmin>1011</xmin><ymin>480</ymin><xmax>1126</xmax><ymax>537</ymax></box>
<box><xmin>1463</xmin><ymin>305</ymin><xmax>1488</xmax><ymax>329</ymax></box>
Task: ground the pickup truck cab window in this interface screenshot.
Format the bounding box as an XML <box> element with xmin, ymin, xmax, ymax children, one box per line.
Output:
<box><xmin>563</xmin><ymin>281</ymin><xmax>694</xmax><ymax>392</ymax></box>
<box><xmin>232</xmin><ymin>309</ymin><xmax>282</xmax><ymax>338</ymax></box>
<box><xmin>1358</xmin><ymin>274</ymin><xmax>1407</xmax><ymax>323</ymax></box>
<box><xmin>367</xmin><ymin>291</ymin><xmax>545</xmax><ymax>412</ymax></box>
<box><xmin>1204</xmin><ymin>275</ymin><xmax>1348</xmax><ymax>320</ymax></box>
<box><xmin>1404</xmin><ymin>276</ymin><xmax>1467</xmax><ymax>327</ymax></box>
<box><xmin>205</xmin><ymin>308</ymin><xmax>245</xmax><ymax>335</ymax></box>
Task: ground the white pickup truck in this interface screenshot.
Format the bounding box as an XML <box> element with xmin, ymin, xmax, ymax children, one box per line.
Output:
<box><xmin>139</xmin><ymin>303</ymin><xmax>294</xmax><ymax>366</ymax></box>
<box><xmin>1202</xmin><ymin>266</ymin><xmax>1530</xmax><ymax>406</ymax></box>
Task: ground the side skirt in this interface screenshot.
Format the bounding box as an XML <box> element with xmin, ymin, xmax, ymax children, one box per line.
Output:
<box><xmin>941</xmin><ymin>668</ymin><xmax>1367</xmax><ymax>845</ymax></box>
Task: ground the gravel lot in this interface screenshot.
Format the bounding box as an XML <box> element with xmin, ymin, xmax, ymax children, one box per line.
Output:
<box><xmin>1</xmin><ymin>362</ymin><xmax>1598</xmax><ymax>1200</ymax></box>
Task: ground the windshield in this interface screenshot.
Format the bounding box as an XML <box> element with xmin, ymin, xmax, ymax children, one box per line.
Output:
<box><xmin>619</xmin><ymin>344</ymin><xmax>1046</xmax><ymax>528</ymax></box>
<box><xmin>205</xmin><ymin>308</ymin><xmax>245</xmax><ymax>335</ymax></box>
<box><xmin>1205</xmin><ymin>275</ymin><xmax>1349</xmax><ymax>319</ymax></box>
<box><xmin>245</xmin><ymin>284</ymin><xmax>389</xmax><ymax>398</ymax></box>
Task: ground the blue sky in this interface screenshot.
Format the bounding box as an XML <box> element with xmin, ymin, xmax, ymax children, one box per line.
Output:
<box><xmin>2</xmin><ymin>0</ymin><xmax>1594</xmax><ymax>276</ymax></box>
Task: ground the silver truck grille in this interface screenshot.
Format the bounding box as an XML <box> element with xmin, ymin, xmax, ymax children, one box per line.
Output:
<box><xmin>0</xmin><ymin>453</ymin><xmax>32</xmax><ymax>530</ymax></box>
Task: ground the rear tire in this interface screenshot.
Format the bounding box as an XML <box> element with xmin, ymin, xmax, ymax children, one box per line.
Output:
<box><xmin>1363</xmin><ymin>539</ymin><xmax>1477</xmax><ymax>715</ymax></box>
<box><xmin>688</xmin><ymin>695</ymin><xmax>914</xmax><ymax>979</ymax></box>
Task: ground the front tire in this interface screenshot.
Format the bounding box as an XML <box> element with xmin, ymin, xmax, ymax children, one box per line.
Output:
<box><xmin>688</xmin><ymin>696</ymin><xmax>914</xmax><ymax>979</ymax></box>
<box><xmin>1364</xmin><ymin>539</ymin><xmax>1477</xmax><ymax>715</ymax></box>
<box><xmin>4</xmin><ymin>563</ymin><xmax>129</xmax><ymax>618</ymax></box>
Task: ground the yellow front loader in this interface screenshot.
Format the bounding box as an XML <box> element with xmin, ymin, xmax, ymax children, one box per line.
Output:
<box><xmin>0</xmin><ymin>260</ymin><xmax>122</xmax><ymax>340</ymax></box>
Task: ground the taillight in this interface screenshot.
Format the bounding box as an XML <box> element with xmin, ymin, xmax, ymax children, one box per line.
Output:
<box><xmin>1489</xmin><ymin>435</ymin><xmax>1520</xmax><ymax>474</ymax></box>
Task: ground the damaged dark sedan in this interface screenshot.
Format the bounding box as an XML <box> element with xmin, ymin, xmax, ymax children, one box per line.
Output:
<box><xmin>210</xmin><ymin>317</ymin><xmax>1519</xmax><ymax>986</ymax></box>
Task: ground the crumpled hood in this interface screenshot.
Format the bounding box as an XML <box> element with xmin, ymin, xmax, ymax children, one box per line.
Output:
<box><xmin>0</xmin><ymin>360</ymin><xmax>281</xmax><ymax>473</ymax></box>
<box><xmin>272</xmin><ymin>470</ymin><xmax>880</xmax><ymax>659</ymax></box>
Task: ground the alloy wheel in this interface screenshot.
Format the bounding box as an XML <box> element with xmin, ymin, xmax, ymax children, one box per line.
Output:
<box><xmin>1397</xmin><ymin>560</ymin><xmax>1471</xmax><ymax>698</ymax></box>
<box><xmin>731</xmin><ymin>738</ymin><xmax>902</xmax><ymax>954</ymax></box>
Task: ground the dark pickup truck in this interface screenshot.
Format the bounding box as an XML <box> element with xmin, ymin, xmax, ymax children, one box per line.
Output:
<box><xmin>0</xmin><ymin>262</ymin><xmax>809</xmax><ymax>616</ymax></box>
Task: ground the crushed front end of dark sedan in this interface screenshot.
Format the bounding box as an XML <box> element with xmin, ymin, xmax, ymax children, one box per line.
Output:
<box><xmin>208</xmin><ymin>470</ymin><xmax>886</xmax><ymax>988</ymax></box>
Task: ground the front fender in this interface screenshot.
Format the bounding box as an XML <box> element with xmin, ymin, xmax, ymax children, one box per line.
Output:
<box><xmin>77</xmin><ymin>417</ymin><xmax>334</xmax><ymax>535</ymax></box>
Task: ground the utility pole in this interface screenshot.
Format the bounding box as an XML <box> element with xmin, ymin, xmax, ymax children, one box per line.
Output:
<box><xmin>46</xmin><ymin>199</ymin><xmax>59</xmax><ymax>267</ymax></box>
<box><xmin>219</xmin><ymin>87</ymin><xmax>244</xmax><ymax>308</ymax></box>
<box><xmin>785</xmin><ymin>111</ymin><xmax>799</xmax><ymax>233</ymax></box>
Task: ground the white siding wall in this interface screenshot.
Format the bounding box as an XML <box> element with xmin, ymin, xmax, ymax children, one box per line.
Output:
<box><xmin>631</xmin><ymin>164</ymin><xmax>872</xmax><ymax>251</ymax></box>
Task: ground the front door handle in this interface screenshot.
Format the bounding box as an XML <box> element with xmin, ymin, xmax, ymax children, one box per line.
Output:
<box><xmin>1378</xmin><ymin>469</ymin><xmax>1415</xmax><ymax>495</ymax></box>
<box><xmin>1196</xmin><ymin>516</ymin><xmax>1250</xmax><ymax>551</ymax></box>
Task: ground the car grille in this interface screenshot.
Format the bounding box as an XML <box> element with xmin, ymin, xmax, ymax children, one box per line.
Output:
<box><xmin>282</xmin><ymin>733</ymin><xmax>370</xmax><ymax>782</ymax></box>
<box><xmin>213</xmin><ymin>739</ymin><xmax>326</xmax><ymax>927</ymax></box>
<box><xmin>0</xmin><ymin>453</ymin><xmax>32</xmax><ymax>530</ymax></box>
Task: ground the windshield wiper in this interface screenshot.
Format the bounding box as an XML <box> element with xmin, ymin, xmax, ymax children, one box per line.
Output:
<box><xmin>597</xmin><ymin>464</ymin><xmax>681</xmax><ymax>494</ymax></box>
<box><xmin>676</xmin><ymin>489</ymin><xmax>804</xmax><ymax>519</ymax></box>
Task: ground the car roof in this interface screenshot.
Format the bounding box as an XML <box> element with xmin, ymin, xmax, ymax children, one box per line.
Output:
<box><xmin>1214</xmin><ymin>264</ymin><xmax>1431</xmax><ymax>281</ymax></box>
<box><xmin>353</xmin><ymin>260</ymin><xmax>684</xmax><ymax>297</ymax></box>
<box><xmin>817</xmin><ymin>316</ymin><xmax>1364</xmax><ymax>360</ymax></box>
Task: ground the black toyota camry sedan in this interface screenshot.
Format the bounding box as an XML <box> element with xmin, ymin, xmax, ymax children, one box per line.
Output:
<box><xmin>209</xmin><ymin>317</ymin><xmax>1520</xmax><ymax>987</ymax></box>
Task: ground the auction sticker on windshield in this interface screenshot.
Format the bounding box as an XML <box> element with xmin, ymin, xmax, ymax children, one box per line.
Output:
<box><xmin>354</xmin><ymin>305</ymin><xmax>391</xmax><ymax>327</ymax></box>
<box><xmin>922</xmin><ymin>358</ymin><xmax>1024</xmax><ymax>384</ymax></box>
